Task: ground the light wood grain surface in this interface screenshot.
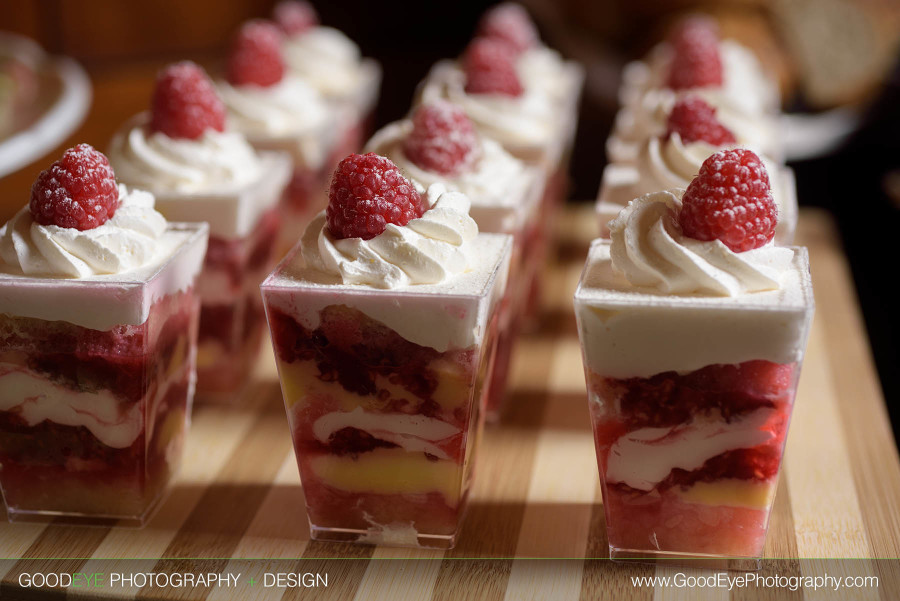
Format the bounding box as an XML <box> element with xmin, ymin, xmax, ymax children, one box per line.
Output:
<box><xmin>0</xmin><ymin>206</ymin><xmax>898</xmax><ymax>601</ymax></box>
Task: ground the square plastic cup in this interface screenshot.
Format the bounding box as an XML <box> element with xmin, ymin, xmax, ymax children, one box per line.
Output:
<box><xmin>261</xmin><ymin>234</ymin><xmax>511</xmax><ymax>548</ymax></box>
<box><xmin>468</xmin><ymin>169</ymin><xmax>545</xmax><ymax>421</ymax></box>
<box><xmin>0</xmin><ymin>223</ymin><xmax>208</xmax><ymax>526</ymax></box>
<box><xmin>573</xmin><ymin>239</ymin><xmax>814</xmax><ymax>568</ymax></box>
<box><xmin>149</xmin><ymin>153</ymin><xmax>292</xmax><ymax>402</ymax></box>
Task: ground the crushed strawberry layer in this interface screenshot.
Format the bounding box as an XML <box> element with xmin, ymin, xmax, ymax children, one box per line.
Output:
<box><xmin>0</xmin><ymin>291</ymin><xmax>196</xmax><ymax>514</ymax></box>
<box><xmin>589</xmin><ymin>358</ymin><xmax>797</xmax><ymax>556</ymax></box>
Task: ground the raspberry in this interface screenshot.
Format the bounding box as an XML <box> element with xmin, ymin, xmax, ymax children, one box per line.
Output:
<box><xmin>666</xmin><ymin>16</ymin><xmax>723</xmax><ymax>89</ymax></box>
<box><xmin>273</xmin><ymin>1</ymin><xmax>318</xmax><ymax>35</ymax></box>
<box><xmin>402</xmin><ymin>101</ymin><xmax>480</xmax><ymax>176</ymax></box>
<box><xmin>679</xmin><ymin>149</ymin><xmax>777</xmax><ymax>252</ymax></box>
<box><xmin>463</xmin><ymin>37</ymin><xmax>523</xmax><ymax>97</ymax></box>
<box><xmin>226</xmin><ymin>20</ymin><xmax>285</xmax><ymax>87</ymax></box>
<box><xmin>30</xmin><ymin>144</ymin><xmax>119</xmax><ymax>231</ymax></box>
<box><xmin>326</xmin><ymin>153</ymin><xmax>425</xmax><ymax>240</ymax></box>
<box><xmin>665</xmin><ymin>96</ymin><xmax>736</xmax><ymax>146</ymax></box>
<box><xmin>477</xmin><ymin>3</ymin><xmax>538</xmax><ymax>54</ymax></box>
<box><xmin>149</xmin><ymin>61</ymin><xmax>225</xmax><ymax>140</ymax></box>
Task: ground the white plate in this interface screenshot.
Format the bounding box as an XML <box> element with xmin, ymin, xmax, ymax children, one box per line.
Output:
<box><xmin>0</xmin><ymin>32</ymin><xmax>91</xmax><ymax>178</ymax></box>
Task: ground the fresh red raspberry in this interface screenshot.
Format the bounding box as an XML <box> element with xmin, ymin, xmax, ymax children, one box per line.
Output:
<box><xmin>463</xmin><ymin>37</ymin><xmax>523</xmax><ymax>97</ymax></box>
<box><xmin>30</xmin><ymin>144</ymin><xmax>119</xmax><ymax>231</ymax></box>
<box><xmin>226</xmin><ymin>20</ymin><xmax>285</xmax><ymax>87</ymax></box>
<box><xmin>665</xmin><ymin>95</ymin><xmax>736</xmax><ymax>146</ymax></box>
<box><xmin>403</xmin><ymin>101</ymin><xmax>480</xmax><ymax>176</ymax></box>
<box><xmin>477</xmin><ymin>3</ymin><xmax>538</xmax><ymax>55</ymax></box>
<box><xmin>666</xmin><ymin>16</ymin><xmax>723</xmax><ymax>90</ymax></box>
<box><xmin>273</xmin><ymin>1</ymin><xmax>318</xmax><ymax>35</ymax></box>
<box><xmin>149</xmin><ymin>61</ymin><xmax>225</xmax><ymax>140</ymax></box>
<box><xmin>326</xmin><ymin>153</ymin><xmax>425</xmax><ymax>240</ymax></box>
<box><xmin>679</xmin><ymin>148</ymin><xmax>777</xmax><ymax>252</ymax></box>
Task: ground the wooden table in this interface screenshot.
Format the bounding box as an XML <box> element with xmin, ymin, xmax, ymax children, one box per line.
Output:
<box><xmin>1</xmin><ymin>206</ymin><xmax>899</xmax><ymax>601</ymax></box>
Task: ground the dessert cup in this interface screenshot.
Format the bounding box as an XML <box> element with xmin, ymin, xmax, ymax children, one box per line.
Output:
<box><xmin>281</xmin><ymin>24</ymin><xmax>382</xmax><ymax>153</ymax></box>
<box><xmin>619</xmin><ymin>37</ymin><xmax>780</xmax><ymax>122</ymax></box>
<box><xmin>0</xmin><ymin>221</ymin><xmax>208</xmax><ymax>526</ymax></box>
<box><xmin>607</xmin><ymin>87</ymin><xmax>782</xmax><ymax>166</ymax></box>
<box><xmin>109</xmin><ymin>116</ymin><xmax>292</xmax><ymax>402</ymax></box>
<box><xmin>217</xmin><ymin>76</ymin><xmax>346</xmax><ymax>251</ymax></box>
<box><xmin>417</xmin><ymin>58</ymin><xmax>581</xmax><ymax>176</ymax></box>
<box><xmin>261</xmin><ymin>227</ymin><xmax>511</xmax><ymax>548</ymax></box>
<box><xmin>574</xmin><ymin>202</ymin><xmax>813</xmax><ymax>566</ymax></box>
<box><xmin>595</xmin><ymin>141</ymin><xmax>797</xmax><ymax>245</ymax></box>
<box><xmin>365</xmin><ymin>119</ymin><xmax>545</xmax><ymax>419</ymax></box>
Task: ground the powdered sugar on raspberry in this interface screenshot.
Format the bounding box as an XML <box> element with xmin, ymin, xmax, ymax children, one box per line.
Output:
<box><xmin>30</xmin><ymin>144</ymin><xmax>120</xmax><ymax>231</ymax></box>
<box><xmin>403</xmin><ymin>101</ymin><xmax>480</xmax><ymax>176</ymax></box>
<box><xmin>326</xmin><ymin>153</ymin><xmax>425</xmax><ymax>240</ymax></box>
<box><xmin>679</xmin><ymin>148</ymin><xmax>777</xmax><ymax>252</ymax></box>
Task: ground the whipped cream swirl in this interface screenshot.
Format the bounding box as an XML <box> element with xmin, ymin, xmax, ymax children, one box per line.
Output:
<box><xmin>283</xmin><ymin>27</ymin><xmax>363</xmax><ymax>98</ymax></box>
<box><xmin>644</xmin><ymin>133</ymin><xmax>720</xmax><ymax>189</ymax></box>
<box><xmin>609</xmin><ymin>190</ymin><xmax>793</xmax><ymax>296</ymax></box>
<box><xmin>366</xmin><ymin>120</ymin><xmax>530</xmax><ymax>210</ymax></box>
<box><xmin>108</xmin><ymin>117</ymin><xmax>262</xmax><ymax>193</ymax></box>
<box><xmin>0</xmin><ymin>185</ymin><xmax>168</xmax><ymax>278</ymax></box>
<box><xmin>302</xmin><ymin>183</ymin><xmax>478</xmax><ymax>288</ymax></box>
<box><xmin>217</xmin><ymin>75</ymin><xmax>330</xmax><ymax>138</ymax></box>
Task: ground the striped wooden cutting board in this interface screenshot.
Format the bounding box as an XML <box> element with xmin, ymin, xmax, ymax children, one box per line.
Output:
<box><xmin>1</xmin><ymin>207</ymin><xmax>898</xmax><ymax>601</ymax></box>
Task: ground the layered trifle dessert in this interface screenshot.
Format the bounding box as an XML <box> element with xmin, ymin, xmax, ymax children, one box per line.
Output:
<box><xmin>0</xmin><ymin>144</ymin><xmax>208</xmax><ymax>525</ymax></box>
<box><xmin>216</xmin><ymin>19</ymin><xmax>346</xmax><ymax>245</ymax></box>
<box><xmin>417</xmin><ymin>3</ymin><xmax>584</xmax><ymax>205</ymax></box>
<box><xmin>575</xmin><ymin>149</ymin><xmax>814</xmax><ymax>564</ymax></box>
<box><xmin>364</xmin><ymin>100</ymin><xmax>544</xmax><ymax>418</ymax></box>
<box><xmin>109</xmin><ymin>61</ymin><xmax>291</xmax><ymax>401</ymax></box>
<box><xmin>261</xmin><ymin>153</ymin><xmax>511</xmax><ymax>547</ymax></box>
<box><xmin>616</xmin><ymin>15</ymin><xmax>781</xmax><ymax>159</ymax></box>
<box><xmin>597</xmin><ymin>97</ymin><xmax>796</xmax><ymax>243</ymax></box>
<box><xmin>273</xmin><ymin>0</ymin><xmax>381</xmax><ymax>152</ymax></box>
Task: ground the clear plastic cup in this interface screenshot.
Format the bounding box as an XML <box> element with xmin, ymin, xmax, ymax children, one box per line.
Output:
<box><xmin>574</xmin><ymin>239</ymin><xmax>814</xmax><ymax>567</ymax></box>
<box><xmin>0</xmin><ymin>223</ymin><xmax>208</xmax><ymax>526</ymax></box>
<box><xmin>261</xmin><ymin>234</ymin><xmax>511</xmax><ymax>548</ymax></box>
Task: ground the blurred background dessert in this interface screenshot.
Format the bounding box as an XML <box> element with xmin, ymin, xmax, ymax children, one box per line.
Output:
<box><xmin>1</xmin><ymin>0</ymin><xmax>898</xmax><ymax>435</ymax></box>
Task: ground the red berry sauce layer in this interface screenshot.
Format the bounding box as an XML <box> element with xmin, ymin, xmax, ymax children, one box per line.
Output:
<box><xmin>268</xmin><ymin>303</ymin><xmax>498</xmax><ymax>543</ymax></box>
<box><xmin>588</xmin><ymin>359</ymin><xmax>798</xmax><ymax>557</ymax></box>
<box><xmin>0</xmin><ymin>290</ymin><xmax>198</xmax><ymax>519</ymax></box>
